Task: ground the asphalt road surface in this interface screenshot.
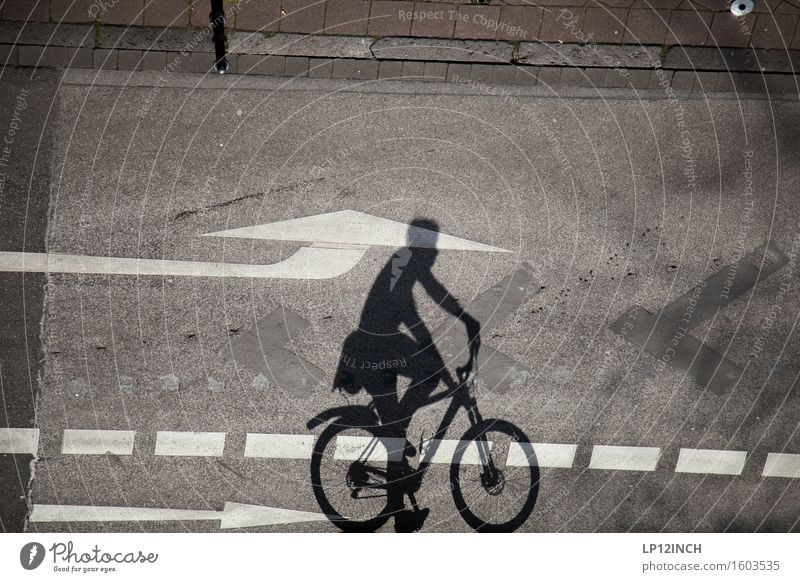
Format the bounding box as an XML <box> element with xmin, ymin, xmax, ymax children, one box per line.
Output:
<box><xmin>2</xmin><ymin>68</ymin><xmax>800</xmax><ymax>532</ymax></box>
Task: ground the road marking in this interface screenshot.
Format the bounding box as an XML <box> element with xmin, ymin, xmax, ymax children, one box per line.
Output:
<box><xmin>675</xmin><ymin>448</ymin><xmax>747</xmax><ymax>475</ymax></box>
<box><xmin>762</xmin><ymin>453</ymin><xmax>800</xmax><ymax>478</ymax></box>
<box><xmin>334</xmin><ymin>436</ymin><xmax>407</xmax><ymax>462</ymax></box>
<box><xmin>204</xmin><ymin>209</ymin><xmax>508</xmax><ymax>253</ymax></box>
<box><xmin>0</xmin><ymin>247</ymin><xmax>367</xmax><ymax>280</ymax></box>
<box><xmin>154</xmin><ymin>431</ymin><xmax>226</xmax><ymax>457</ymax></box>
<box><xmin>506</xmin><ymin>442</ymin><xmax>577</xmax><ymax>468</ymax></box>
<box><xmin>245</xmin><ymin>433</ymin><xmax>314</xmax><ymax>459</ymax></box>
<box><xmin>609</xmin><ymin>242</ymin><xmax>788</xmax><ymax>393</ymax></box>
<box><xmin>18</xmin><ymin>428</ymin><xmax>800</xmax><ymax>478</ymax></box>
<box><xmin>434</xmin><ymin>264</ymin><xmax>535</xmax><ymax>394</ymax></box>
<box><xmin>0</xmin><ymin>427</ymin><xmax>39</xmax><ymax>454</ymax></box>
<box><xmin>420</xmin><ymin>439</ymin><xmax>491</xmax><ymax>465</ymax></box>
<box><xmin>225</xmin><ymin>307</ymin><xmax>323</xmax><ymax>397</ymax></box>
<box><xmin>29</xmin><ymin>502</ymin><xmax>329</xmax><ymax>529</ymax></box>
<box><xmin>589</xmin><ymin>445</ymin><xmax>661</xmax><ymax>472</ymax></box>
<box><xmin>61</xmin><ymin>429</ymin><xmax>135</xmax><ymax>455</ymax></box>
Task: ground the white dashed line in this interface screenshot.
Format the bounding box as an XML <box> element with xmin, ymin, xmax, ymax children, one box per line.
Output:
<box><xmin>333</xmin><ymin>436</ymin><xmax>406</xmax><ymax>462</ymax></box>
<box><xmin>675</xmin><ymin>448</ymin><xmax>747</xmax><ymax>475</ymax></box>
<box><xmin>61</xmin><ymin>430</ymin><xmax>135</xmax><ymax>455</ymax></box>
<box><xmin>762</xmin><ymin>453</ymin><xmax>800</xmax><ymax>478</ymax></box>
<box><xmin>154</xmin><ymin>431</ymin><xmax>226</xmax><ymax>457</ymax></box>
<box><xmin>420</xmin><ymin>439</ymin><xmax>490</xmax><ymax>465</ymax></box>
<box><xmin>506</xmin><ymin>442</ymin><xmax>577</xmax><ymax>468</ymax></box>
<box><xmin>5</xmin><ymin>427</ymin><xmax>799</xmax><ymax>478</ymax></box>
<box><xmin>245</xmin><ymin>433</ymin><xmax>313</xmax><ymax>459</ymax></box>
<box><xmin>0</xmin><ymin>427</ymin><xmax>39</xmax><ymax>454</ymax></box>
<box><xmin>589</xmin><ymin>445</ymin><xmax>661</xmax><ymax>472</ymax></box>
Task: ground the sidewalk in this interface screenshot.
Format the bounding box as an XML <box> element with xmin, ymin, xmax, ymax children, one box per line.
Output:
<box><xmin>1</xmin><ymin>0</ymin><xmax>798</xmax><ymax>94</ymax></box>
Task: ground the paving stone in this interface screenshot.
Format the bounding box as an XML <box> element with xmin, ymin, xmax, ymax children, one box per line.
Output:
<box><xmin>623</xmin><ymin>8</ymin><xmax>669</xmax><ymax>45</ymax></box>
<box><xmin>324</xmin><ymin>0</ymin><xmax>370</xmax><ymax>36</ymax></box>
<box><xmin>371</xmin><ymin>37</ymin><xmax>513</xmax><ymax>63</ymax></box>
<box><xmin>423</xmin><ymin>61</ymin><xmax>448</xmax><ymax>81</ymax></box>
<box><xmin>332</xmin><ymin>57</ymin><xmax>357</xmax><ymax>78</ymax></box>
<box><xmin>708</xmin><ymin>12</ymin><xmax>754</xmax><ymax>48</ymax></box>
<box><xmin>0</xmin><ymin>44</ymin><xmax>18</xmax><ymax>66</ymax></box>
<box><xmin>308</xmin><ymin>57</ymin><xmax>334</xmax><ymax>77</ymax></box>
<box><xmin>284</xmin><ymin>55</ymin><xmax>310</xmax><ymax>76</ymax></box>
<box><xmin>410</xmin><ymin>2</ymin><xmax>455</xmax><ymax>38</ymax></box>
<box><xmin>582</xmin><ymin>7</ymin><xmax>627</xmax><ymax>43</ymax></box>
<box><xmin>18</xmin><ymin>45</ymin><xmax>70</xmax><ymax>67</ymax></box>
<box><xmin>490</xmin><ymin>64</ymin><xmax>517</xmax><ymax>85</ymax></box>
<box><xmin>51</xmin><ymin>0</ymin><xmax>98</xmax><ymax>24</ymax></box>
<box><xmin>513</xmin><ymin>65</ymin><xmax>540</xmax><ymax>85</ymax></box>
<box><xmin>232</xmin><ymin>0</ymin><xmax>281</xmax><ymax>32</ymax></box>
<box><xmin>281</xmin><ymin>0</ymin><xmax>326</xmax><ymax>33</ymax></box>
<box><xmin>190</xmin><ymin>0</ymin><xmax>212</xmax><ymax>28</ymax></box>
<box><xmin>0</xmin><ymin>22</ymin><xmax>95</xmax><ymax>48</ymax></box>
<box><xmin>230</xmin><ymin>32</ymin><xmax>373</xmax><ymax>58</ymax></box>
<box><xmin>670</xmin><ymin>69</ymin><xmax>696</xmax><ymax>90</ymax></box>
<box><xmin>582</xmin><ymin>66</ymin><xmax>607</xmax><ymax>87</ymax></box>
<box><xmin>539</xmin><ymin>7</ymin><xmax>585</xmax><ymax>42</ymax></box>
<box><xmin>238</xmin><ymin>53</ymin><xmax>285</xmax><ymax>75</ymax></box>
<box><xmin>558</xmin><ymin>66</ymin><xmax>584</xmax><ymax>86</ymax></box>
<box><xmin>143</xmin><ymin>0</ymin><xmax>191</xmax><ymax>28</ymax></box>
<box><xmin>469</xmin><ymin>62</ymin><xmax>494</xmax><ymax>83</ymax></box>
<box><xmin>92</xmin><ymin>48</ymin><xmax>117</xmax><ymax>69</ymax></box>
<box><xmin>693</xmin><ymin>70</ymin><xmax>720</xmax><ymax>92</ymax></box>
<box><xmin>96</xmin><ymin>0</ymin><xmax>144</xmax><ymax>26</ymax></box>
<box><xmin>454</xmin><ymin>5</ymin><xmax>502</xmax><ymax>40</ymax></box>
<box><xmin>751</xmin><ymin>13</ymin><xmax>799</xmax><ymax>50</ymax></box>
<box><xmin>665</xmin><ymin>10</ymin><xmax>711</xmax><ymax>46</ymax></box>
<box><xmin>625</xmin><ymin>67</ymin><xmax>652</xmax><ymax>88</ymax></box>
<box><xmin>70</xmin><ymin>47</ymin><xmax>94</xmax><ymax>68</ymax></box>
<box><xmin>649</xmin><ymin>66</ymin><xmax>672</xmax><ymax>89</ymax></box>
<box><xmin>2</xmin><ymin>0</ymin><xmax>49</xmax><ymax>21</ymax></box>
<box><xmin>537</xmin><ymin>66</ymin><xmax>562</xmax><ymax>87</ymax></box>
<box><xmin>378</xmin><ymin>59</ymin><xmax>403</xmax><ymax>79</ymax></box>
<box><xmin>497</xmin><ymin>6</ymin><xmax>542</xmax><ymax>41</ymax></box>
<box><xmin>117</xmin><ymin>49</ymin><xmax>143</xmax><ymax>71</ymax></box>
<box><xmin>733</xmin><ymin>71</ymin><xmax>767</xmax><ymax>92</ymax></box>
<box><xmin>517</xmin><ymin>42</ymin><xmax>660</xmax><ymax>69</ymax></box>
<box><xmin>445</xmin><ymin>61</ymin><xmax>471</xmax><ymax>82</ymax></box>
<box><xmin>353</xmin><ymin>59</ymin><xmax>380</xmax><ymax>79</ymax></box>
<box><xmin>664</xmin><ymin>46</ymin><xmax>799</xmax><ymax>73</ymax></box>
<box><xmin>369</xmin><ymin>1</ymin><xmax>413</xmax><ymax>36</ymax></box>
<box><xmin>400</xmin><ymin>59</ymin><xmax>425</xmax><ymax>78</ymax></box>
<box><xmin>763</xmin><ymin>73</ymin><xmax>797</xmax><ymax>93</ymax></box>
<box><xmin>141</xmin><ymin>50</ymin><xmax>168</xmax><ymax>71</ymax></box>
<box><xmin>602</xmin><ymin>66</ymin><xmax>628</xmax><ymax>87</ymax></box>
<box><xmin>173</xmin><ymin>52</ymin><xmax>215</xmax><ymax>73</ymax></box>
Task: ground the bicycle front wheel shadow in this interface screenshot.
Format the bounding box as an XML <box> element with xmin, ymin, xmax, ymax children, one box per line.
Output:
<box><xmin>450</xmin><ymin>419</ymin><xmax>540</xmax><ymax>532</ymax></box>
<box><xmin>310</xmin><ymin>423</ymin><xmax>394</xmax><ymax>532</ymax></box>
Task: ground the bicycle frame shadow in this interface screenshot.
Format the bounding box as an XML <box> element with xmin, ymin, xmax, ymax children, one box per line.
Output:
<box><xmin>307</xmin><ymin>218</ymin><xmax>540</xmax><ymax>532</ymax></box>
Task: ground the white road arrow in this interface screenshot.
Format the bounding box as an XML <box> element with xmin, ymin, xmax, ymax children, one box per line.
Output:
<box><xmin>29</xmin><ymin>502</ymin><xmax>330</xmax><ymax>530</ymax></box>
<box><xmin>0</xmin><ymin>210</ymin><xmax>507</xmax><ymax>280</ymax></box>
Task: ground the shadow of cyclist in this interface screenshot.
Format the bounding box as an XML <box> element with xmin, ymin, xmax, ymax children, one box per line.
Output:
<box><xmin>333</xmin><ymin>218</ymin><xmax>481</xmax><ymax>532</ymax></box>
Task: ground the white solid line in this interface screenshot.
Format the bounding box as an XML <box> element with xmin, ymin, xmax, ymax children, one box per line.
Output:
<box><xmin>0</xmin><ymin>247</ymin><xmax>367</xmax><ymax>280</ymax></box>
<box><xmin>333</xmin><ymin>436</ymin><xmax>407</xmax><ymax>462</ymax></box>
<box><xmin>244</xmin><ymin>434</ymin><xmax>314</xmax><ymax>459</ymax></box>
<box><xmin>0</xmin><ymin>428</ymin><xmax>39</xmax><ymax>454</ymax></box>
<box><xmin>30</xmin><ymin>504</ymin><xmax>220</xmax><ymax>523</ymax></box>
<box><xmin>506</xmin><ymin>442</ymin><xmax>577</xmax><ymax>468</ymax></box>
<box><xmin>762</xmin><ymin>453</ymin><xmax>800</xmax><ymax>478</ymax></box>
<box><xmin>204</xmin><ymin>210</ymin><xmax>509</xmax><ymax>252</ymax></box>
<box><xmin>589</xmin><ymin>445</ymin><xmax>661</xmax><ymax>472</ymax></box>
<box><xmin>61</xmin><ymin>429</ymin><xmax>135</xmax><ymax>455</ymax></box>
<box><xmin>675</xmin><ymin>448</ymin><xmax>747</xmax><ymax>475</ymax></box>
<box><xmin>154</xmin><ymin>431</ymin><xmax>226</xmax><ymax>457</ymax></box>
<box><xmin>420</xmin><ymin>439</ymin><xmax>492</xmax><ymax>465</ymax></box>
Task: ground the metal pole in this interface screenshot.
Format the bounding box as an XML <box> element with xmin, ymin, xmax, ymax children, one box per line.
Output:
<box><xmin>210</xmin><ymin>0</ymin><xmax>228</xmax><ymax>73</ymax></box>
